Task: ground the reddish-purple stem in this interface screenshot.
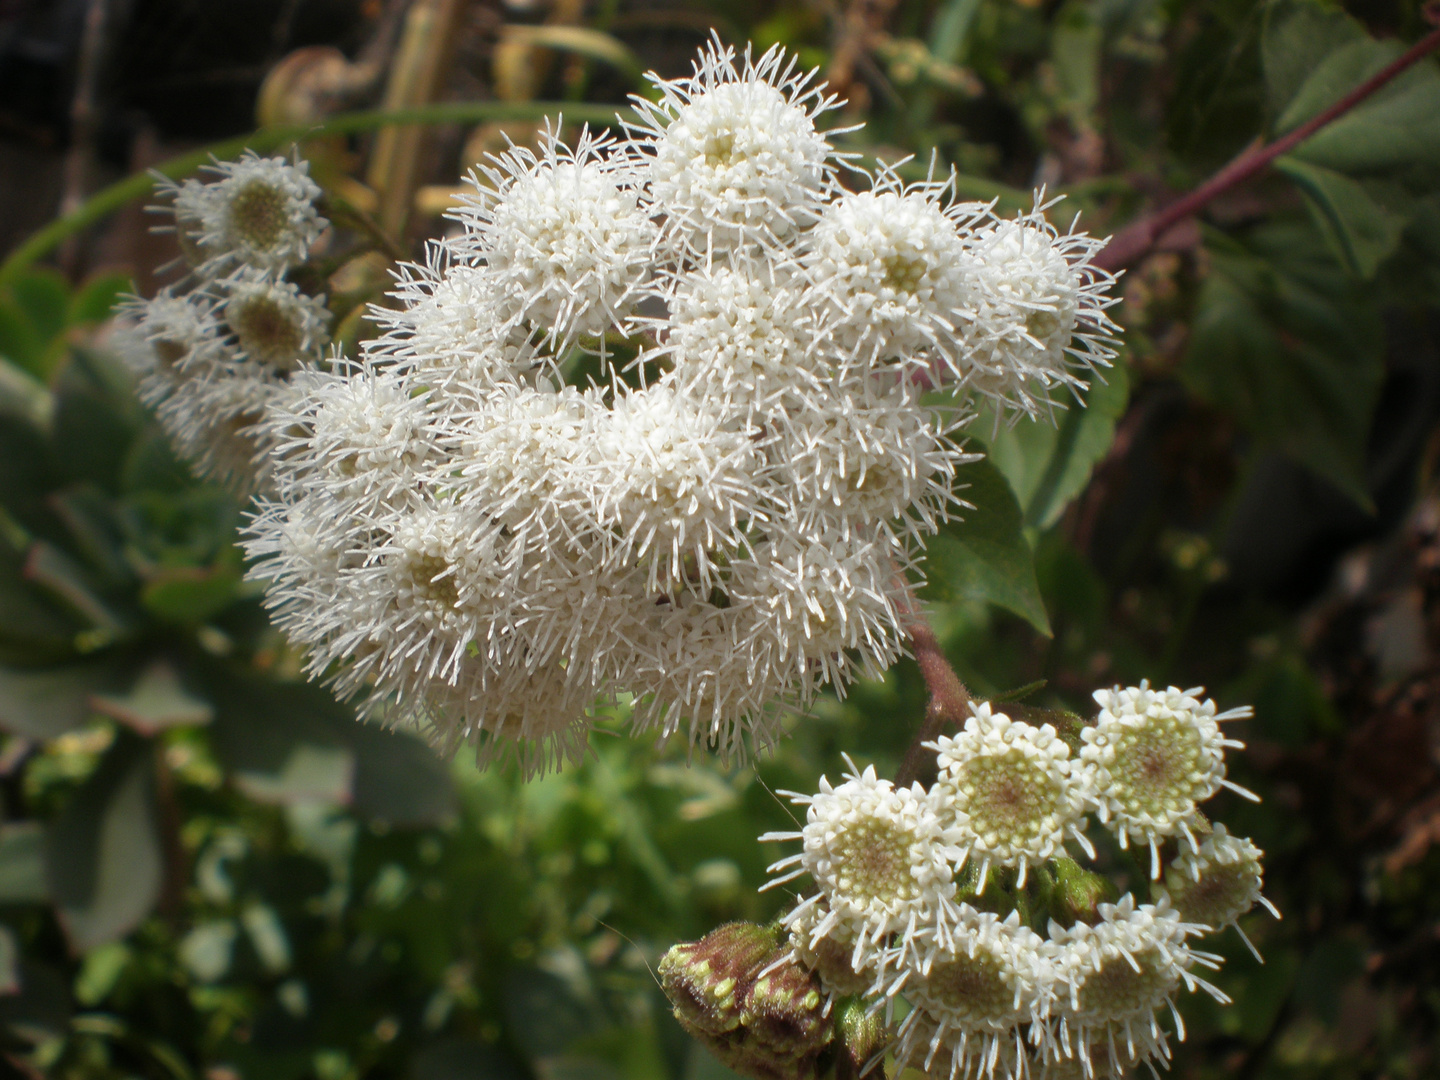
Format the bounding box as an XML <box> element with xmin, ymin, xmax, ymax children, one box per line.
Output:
<box><xmin>1095</xmin><ymin>20</ymin><xmax>1440</xmax><ymax>272</ymax></box>
<box><xmin>895</xmin><ymin>608</ymin><xmax>972</xmax><ymax>789</ymax></box>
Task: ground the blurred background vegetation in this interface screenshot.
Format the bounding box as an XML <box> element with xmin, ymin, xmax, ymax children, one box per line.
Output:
<box><xmin>2</xmin><ymin>0</ymin><xmax>1440</xmax><ymax>1077</ymax></box>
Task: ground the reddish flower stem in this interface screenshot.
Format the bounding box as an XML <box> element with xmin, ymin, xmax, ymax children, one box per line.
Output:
<box><xmin>1094</xmin><ymin>17</ymin><xmax>1440</xmax><ymax>272</ymax></box>
<box><xmin>894</xmin><ymin>584</ymin><xmax>972</xmax><ymax>788</ymax></box>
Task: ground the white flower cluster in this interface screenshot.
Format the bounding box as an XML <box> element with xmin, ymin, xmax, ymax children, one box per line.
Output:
<box><xmin>121</xmin><ymin>38</ymin><xmax>1117</xmax><ymax>774</ymax></box>
<box><xmin>763</xmin><ymin>682</ymin><xmax>1275</xmax><ymax>1079</ymax></box>
<box><xmin>116</xmin><ymin>153</ymin><xmax>331</xmax><ymax>493</ymax></box>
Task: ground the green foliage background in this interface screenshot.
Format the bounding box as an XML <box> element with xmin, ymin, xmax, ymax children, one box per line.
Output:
<box><xmin>3</xmin><ymin>0</ymin><xmax>1440</xmax><ymax>1077</ymax></box>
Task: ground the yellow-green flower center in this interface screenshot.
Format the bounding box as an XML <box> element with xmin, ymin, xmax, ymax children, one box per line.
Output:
<box><xmin>228</xmin><ymin>179</ymin><xmax>290</xmax><ymax>252</ymax></box>
<box><xmin>827</xmin><ymin>817</ymin><xmax>917</xmax><ymax>908</ymax></box>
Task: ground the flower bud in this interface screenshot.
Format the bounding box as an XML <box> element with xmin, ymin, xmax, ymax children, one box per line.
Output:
<box><xmin>833</xmin><ymin>996</ymin><xmax>886</xmax><ymax>1078</ymax></box>
<box><xmin>1047</xmin><ymin>857</ymin><xmax>1118</xmax><ymax>927</ymax></box>
<box><xmin>659</xmin><ymin>921</ymin><xmax>782</xmax><ymax>1037</ymax></box>
<box><xmin>660</xmin><ymin>923</ymin><xmax>832</xmax><ymax>1080</ymax></box>
<box><xmin>741</xmin><ymin>953</ymin><xmax>829</xmax><ymax>1060</ymax></box>
<box><xmin>1008</xmin><ymin>702</ymin><xmax>1088</xmax><ymax>753</ymax></box>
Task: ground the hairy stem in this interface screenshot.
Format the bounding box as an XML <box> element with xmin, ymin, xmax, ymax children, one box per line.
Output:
<box><xmin>1095</xmin><ymin>16</ymin><xmax>1440</xmax><ymax>272</ymax></box>
<box><xmin>894</xmin><ymin>584</ymin><xmax>971</xmax><ymax>788</ymax></box>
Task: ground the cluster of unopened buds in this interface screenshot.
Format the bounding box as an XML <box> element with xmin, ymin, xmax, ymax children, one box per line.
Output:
<box><xmin>662</xmin><ymin>683</ymin><xmax>1277</xmax><ymax>1079</ymax></box>
<box><xmin>117</xmin><ymin>37</ymin><xmax>1117</xmax><ymax>774</ymax></box>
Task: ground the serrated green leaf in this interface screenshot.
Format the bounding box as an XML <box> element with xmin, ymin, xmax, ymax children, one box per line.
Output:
<box><xmin>921</xmin><ymin>458</ymin><xmax>1051</xmax><ymax>635</ymax></box>
<box><xmin>1275</xmin><ymin>156</ymin><xmax>1407</xmax><ymax>278</ymax></box>
<box><xmin>45</xmin><ymin>733</ymin><xmax>164</xmax><ymax>951</ymax></box>
<box><xmin>977</xmin><ymin>364</ymin><xmax>1129</xmax><ymax>530</ymax></box>
<box><xmin>1183</xmin><ymin>223</ymin><xmax>1384</xmax><ymax>508</ymax></box>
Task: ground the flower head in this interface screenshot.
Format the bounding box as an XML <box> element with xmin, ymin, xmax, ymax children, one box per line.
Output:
<box><xmin>951</xmin><ymin>206</ymin><xmax>1119</xmax><ymax>415</ymax></box>
<box><xmin>1048</xmin><ymin>895</ymin><xmax>1226</xmax><ymax>1077</ymax></box>
<box><xmin>222</xmin><ymin>273</ymin><xmax>330</xmax><ymax>371</ymax></box>
<box><xmin>1160</xmin><ymin>824</ymin><xmax>1278</xmax><ymax>958</ymax></box>
<box><xmin>448</xmin><ymin>126</ymin><xmax>656</xmax><ymax>350</ymax></box>
<box><xmin>930</xmin><ymin>703</ymin><xmax>1094</xmax><ymax>890</ymax></box>
<box><xmin>627</xmin><ymin>36</ymin><xmax>842</xmax><ymax>253</ymax></box>
<box><xmin>890</xmin><ymin>907</ymin><xmax>1054</xmax><ymax>1079</ymax></box>
<box><xmin>656</xmin><ymin>258</ymin><xmax>826</xmax><ymax>415</ymax></box>
<box><xmin>803</xmin><ymin>168</ymin><xmax>985</xmax><ymax>368</ymax></box>
<box><xmin>173</xmin><ymin>152</ymin><xmax>326</xmax><ymax>275</ymax></box>
<box><xmin>1081</xmin><ymin>682</ymin><xmax>1254</xmax><ymax>876</ymax></box>
<box><xmin>592</xmin><ymin>385</ymin><xmax>762</xmax><ymax>592</ymax></box>
<box><xmin>265</xmin><ymin>365</ymin><xmax>439</xmax><ymax>512</ymax></box>
<box><xmin>763</xmin><ymin>758</ymin><xmax>962</xmax><ymax>972</ymax></box>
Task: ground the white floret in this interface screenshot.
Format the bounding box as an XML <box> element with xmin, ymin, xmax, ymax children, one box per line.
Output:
<box><xmin>171</xmin><ymin>152</ymin><xmax>326</xmax><ymax>276</ymax></box>
<box><xmin>761</xmin><ymin>757</ymin><xmax>965</xmax><ymax>972</ymax></box>
<box><xmin>626</xmin><ymin>36</ymin><xmax>843</xmax><ymax>254</ymax></box>
<box><xmin>448</xmin><ymin>126</ymin><xmax>657</xmax><ymax>350</ymax></box>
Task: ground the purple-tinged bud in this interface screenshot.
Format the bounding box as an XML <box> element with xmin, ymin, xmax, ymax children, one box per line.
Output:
<box><xmin>659</xmin><ymin>921</ymin><xmax>782</xmax><ymax>1037</ymax></box>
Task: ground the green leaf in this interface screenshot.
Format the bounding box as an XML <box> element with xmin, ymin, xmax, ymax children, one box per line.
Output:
<box><xmin>1050</xmin><ymin>2</ymin><xmax>1101</xmax><ymax>116</ymax></box>
<box><xmin>234</xmin><ymin>744</ymin><xmax>355</xmax><ymax>806</ymax></box>
<box><xmin>350</xmin><ymin>723</ymin><xmax>457</xmax><ymax>827</ymax></box>
<box><xmin>92</xmin><ymin>662</ymin><xmax>214</xmax><ymax>735</ymax></box>
<box><xmin>1183</xmin><ymin>223</ymin><xmax>1385</xmax><ymax>508</ymax></box>
<box><xmin>0</xmin><ymin>543</ymin><xmax>87</xmax><ymax>666</ymax></box>
<box><xmin>9</xmin><ymin>269</ymin><xmax>70</xmax><ymax>349</ymax></box>
<box><xmin>1274</xmin><ymin>156</ymin><xmax>1406</xmax><ymax>278</ymax></box>
<box><xmin>0</xmin><ymin>405</ymin><xmax>58</xmax><ymax>537</ymax></box>
<box><xmin>921</xmin><ymin>457</ymin><xmax>1052</xmax><ymax>635</ymax></box>
<box><xmin>0</xmin><ymin>822</ymin><xmax>49</xmax><ymax>903</ymax></box>
<box><xmin>1262</xmin><ymin>0</ymin><xmax>1365</xmax><ymax>119</ymax></box>
<box><xmin>74</xmin><ymin>941</ymin><xmax>131</xmax><ymax>1005</ymax></box>
<box><xmin>0</xmin><ymin>299</ymin><xmax>43</xmax><ymax>375</ymax></box>
<box><xmin>25</xmin><ymin>541</ymin><xmax>129</xmax><ymax>635</ymax></box>
<box><xmin>50</xmin><ymin>486</ymin><xmax>133</xmax><ymax>585</ymax></box>
<box><xmin>44</xmin><ymin>733</ymin><xmax>165</xmax><ymax>951</ymax></box>
<box><xmin>140</xmin><ymin>560</ymin><xmax>243</xmax><ymax>625</ymax></box>
<box><xmin>68</xmin><ymin>272</ymin><xmax>133</xmax><ymax>327</ymax></box>
<box><xmin>204</xmin><ymin>665</ymin><xmax>455</xmax><ymax>819</ymax></box>
<box><xmin>1282</xmin><ymin>40</ymin><xmax>1440</xmax><ymax>176</ymax></box>
<box><xmin>50</xmin><ymin>348</ymin><xmax>140</xmax><ymax>493</ymax></box>
<box><xmin>977</xmin><ymin>364</ymin><xmax>1130</xmax><ymax>530</ymax></box>
<box><xmin>0</xmin><ymin>661</ymin><xmax>119</xmax><ymax>739</ymax></box>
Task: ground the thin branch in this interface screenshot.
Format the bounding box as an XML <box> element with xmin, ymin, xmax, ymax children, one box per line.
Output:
<box><xmin>1095</xmin><ymin>17</ymin><xmax>1440</xmax><ymax>272</ymax></box>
